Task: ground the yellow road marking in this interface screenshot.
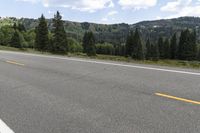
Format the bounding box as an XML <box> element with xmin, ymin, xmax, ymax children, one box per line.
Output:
<box><xmin>155</xmin><ymin>93</ymin><xmax>200</xmax><ymax>105</ymax></box>
<box><xmin>6</xmin><ymin>60</ymin><xmax>25</xmax><ymax>66</ymax></box>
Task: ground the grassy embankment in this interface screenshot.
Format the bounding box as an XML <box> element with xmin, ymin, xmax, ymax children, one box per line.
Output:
<box><xmin>0</xmin><ymin>45</ymin><xmax>200</xmax><ymax>69</ymax></box>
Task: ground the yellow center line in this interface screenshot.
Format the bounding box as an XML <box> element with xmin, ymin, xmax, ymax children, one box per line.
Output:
<box><xmin>6</xmin><ymin>60</ymin><xmax>25</xmax><ymax>66</ymax></box>
<box><xmin>155</xmin><ymin>93</ymin><xmax>200</xmax><ymax>105</ymax></box>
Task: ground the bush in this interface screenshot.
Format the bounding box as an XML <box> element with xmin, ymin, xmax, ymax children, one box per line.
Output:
<box><xmin>96</xmin><ymin>43</ymin><xmax>115</xmax><ymax>55</ymax></box>
<box><xmin>68</xmin><ymin>38</ymin><xmax>83</xmax><ymax>53</ymax></box>
<box><xmin>0</xmin><ymin>25</ymin><xmax>15</xmax><ymax>46</ymax></box>
<box><xmin>23</xmin><ymin>30</ymin><xmax>36</xmax><ymax>48</ymax></box>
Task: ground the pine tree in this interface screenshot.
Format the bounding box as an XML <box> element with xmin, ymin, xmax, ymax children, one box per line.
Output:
<box><xmin>132</xmin><ymin>28</ymin><xmax>144</xmax><ymax>60</ymax></box>
<box><xmin>158</xmin><ymin>37</ymin><xmax>164</xmax><ymax>59</ymax></box>
<box><xmin>87</xmin><ymin>32</ymin><xmax>96</xmax><ymax>56</ymax></box>
<box><xmin>190</xmin><ymin>30</ymin><xmax>198</xmax><ymax>60</ymax></box>
<box><xmin>83</xmin><ymin>31</ymin><xmax>96</xmax><ymax>56</ymax></box>
<box><xmin>152</xmin><ymin>43</ymin><xmax>159</xmax><ymax>61</ymax></box>
<box><xmin>170</xmin><ymin>33</ymin><xmax>177</xmax><ymax>59</ymax></box>
<box><xmin>197</xmin><ymin>48</ymin><xmax>200</xmax><ymax>61</ymax></box>
<box><xmin>125</xmin><ymin>31</ymin><xmax>134</xmax><ymax>56</ymax></box>
<box><xmin>164</xmin><ymin>38</ymin><xmax>170</xmax><ymax>59</ymax></box>
<box><xmin>52</xmin><ymin>11</ymin><xmax>68</xmax><ymax>53</ymax></box>
<box><xmin>178</xmin><ymin>29</ymin><xmax>197</xmax><ymax>60</ymax></box>
<box><xmin>13</xmin><ymin>23</ymin><xmax>17</xmax><ymax>30</ymax></box>
<box><xmin>35</xmin><ymin>14</ymin><xmax>49</xmax><ymax>51</ymax></box>
<box><xmin>83</xmin><ymin>32</ymin><xmax>88</xmax><ymax>53</ymax></box>
<box><xmin>18</xmin><ymin>23</ymin><xmax>26</xmax><ymax>32</ymax></box>
<box><xmin>10</xmin><ymin>30</ymin><xmax>21</xmax><ymax>48</ymax></box>
<box><xmin>146</xmin><ymin>38</ymin><xmax>152</xmax><ymax>60</ymax></box>
<box><xmin>178</xmin><ymin>30</ymin><xmax>187</xmax><ymax>60</ymax></box>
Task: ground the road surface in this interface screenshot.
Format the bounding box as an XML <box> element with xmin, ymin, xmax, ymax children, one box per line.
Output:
<box><xmin>0</xmin><ymin>50</ymin><xmax>200</xmax><ymax>133</ymax></box>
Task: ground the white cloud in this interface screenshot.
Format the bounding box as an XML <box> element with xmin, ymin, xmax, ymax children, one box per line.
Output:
<box><xmin>101</xmin><ymin>10</ymin><xmax>118</xmax><ymax>22</ymax></box>
<box><xmin>48</xmin><ymin>10</ymin><xmax>53</xmax><ymax>14</ymax></box>
<box><xmin>17</xmin><ymin>0</ymin><xmax>114</xmax><ymax>12</ymax></box>
<box><xmin>161</xmin><ymin>0</ymin><xmax>200</xmax><ymax>18</ymax></box>
<box><xmin>16</xmin><ymin>0</ymin><xmax>40</xmax><ymax>3</ymax></box>
<box><xmin>118</xmin><ymin>0</ymin><xmax>157</xmax><ymax>10</ymax></box>
<box><xmin>101</xmin><ymin>17</ymin><xmax>108</xmax><ymax>21</ymax></box>
<box><xmin>156</xmin><ymin>16</ymin><xmax>162</xmax><ymax>20</ymax></box>
<box><xmin>107</xmin><ymin>10</ymin><xmax>118</xmax><ymax>16</ymax></box>
<box><xmin>161</xmin><ymin>0</ymin><xmax>192</xmax><ymax>12</ymax></box>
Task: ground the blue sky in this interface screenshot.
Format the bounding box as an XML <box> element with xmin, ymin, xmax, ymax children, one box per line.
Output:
<box><xmin>1</xmin><ymin>0</ymin><xmax>200</xmax><ymax>24</ymax></box>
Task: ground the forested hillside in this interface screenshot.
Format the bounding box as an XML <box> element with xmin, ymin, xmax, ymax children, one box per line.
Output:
<box><xmin>1</xmin><ymin>16</ymin><xmax>200</xmax><ymax>45</ymax></box>
<box><xmin>0</xmin><ymin>15</ymin><xmax>200</xmax><ymax>62</ymax></box>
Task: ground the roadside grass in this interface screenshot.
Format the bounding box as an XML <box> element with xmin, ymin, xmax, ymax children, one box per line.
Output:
<box><xmin>0</xmin><ymin>45</ymin><xmax>52</xmax><ymax>55</ymax></box>
<box><xmin>0</xmin><ymin>45</ymin><xmax>24</xmax><ymax>51</ymax></box>
<box><xmin>83</xmin><ymin>54</ymin><xmax>200</xmax><ymax>69</ymax></box>
<box><xmin>0</xmin><ymin>45</ymin><xmax>200</xmax><ymax>69</ymax></box>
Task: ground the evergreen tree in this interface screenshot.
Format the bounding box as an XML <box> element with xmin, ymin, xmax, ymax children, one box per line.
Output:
<box><xmin>18</xmin><ymin>23</ymin><xmax>26</xmax><ymax>32</ymax></box>
<box><xmin>13</xmin><ymin>23</ymin><xmax>26</xmax><ymax>32</ymax></box>
<box><xmin>10</xmin><ymin>30</ymin><xmax>22</xmax><ymax>48</ymax></box>
<box><xmin>87</xmin><ymin>32</ymin><xmax>96</xmax><ymax>56</ymax></box>
<box><xmin>178</xmin><ymin>29</ymin><xmax>197</xmax><ymax>60</ymax></box>
<box><xmin>82</xmin><ymin>31</ymin><xmax>96</xmax><ymax>56</ymax></box>
<box><xmin>158</xmin><ymin>37</ymin><xmax>164</xmax><ymax>59</ymax></box>
<box><xmin>0</xmin><ymin>30</ymin><xmax>3</xmax><ymax>45</ymax></box>
<box><xmin>170</xmin><ymin>33</ymin><xmax>177</xmax><ymax>59</ymax></box>
<box><xmin>197</xmin><ymin>48</ymin><xmax>200</xmax><ymax>61</ymax></box>
<box><xmin>163</xmin><ymin>38</ymin><xmax>170</xmax><ymax>59</ymax></box>
<box><xmin>125</xmin><ymin>31</ymin><xmax>134</xmax><ymax>56</ymax></box>
<box><xmin>190</xmin><ymin>30</ymin><xmax>198</xmax><ymax>60</ymax></box>
<box><xmin>52</xmin><ymin>11</ymin><xmax>68</xmax><ymax>53</ymax></box>
<box><xmin>178</xmin><ymin>30</ymin><xmax>187</xmax><ymax>60</ymax></box>
<box><xmin>13</xmin><ymin>23</ymin><xmax>17</xmax><ymax>30</ymax></box>
<box><xmin>132</xmin><ymin>28</ymin><xmax>144</xmax><ymax>60</ymax></box>
<box><xmin>151</xmin><ymin>43</ymin><xmax>159</xmax><ymax>61</ymax></box>
<box><xmin>83</xmin><ymin>32</ymin><xmax>88</xmax><ymax>53</ymax></box>
<box><xmin>146</xmin><ymin>38</ymin><xmax>152</xmax><ymax>60</ymax></box>
<box><xmin>115</xmin><ymin>45</ymin><xmax>125</xmax><ymax>56</ymax></box>
<box><xmin>35</xmin><ymin>14</ymin><xmax>49</xmax><ymax>51</ymax></box>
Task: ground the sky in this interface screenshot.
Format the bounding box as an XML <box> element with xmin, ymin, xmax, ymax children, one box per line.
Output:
<box><xmin>1</xmin><ymin>0</ymin><xmax>200</xmax><ymax>24</ymax></box>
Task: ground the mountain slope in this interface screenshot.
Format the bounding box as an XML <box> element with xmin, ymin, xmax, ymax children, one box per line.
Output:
<box><xmin>1</xmin><ymin>16</ymin><xmax>200</xmax><ymax>44</ymax></box>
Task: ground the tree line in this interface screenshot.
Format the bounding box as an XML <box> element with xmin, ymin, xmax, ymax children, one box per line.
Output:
<box><xmin>92</xmin><ymin>27</ymin><xmax>200</xmax><ymax>61</ymax></box>
<box><xmin>5</xmin><ymin>12</ymin><xmax>81</xmax><ymax>54</ymax></box>
<box><xmin>7</xmin><ymin>12</ymin><xmax>123</xmax><ymax>56</ymax></box>
<box><xmin>1</xmin><ymin>11</ymin><xmax>200</xmax><ymax>61</ymax></box>
<box><xmin>126</xmin><ymin>28</ymin><xmax>200</xmax><ymax>61</ymax></box>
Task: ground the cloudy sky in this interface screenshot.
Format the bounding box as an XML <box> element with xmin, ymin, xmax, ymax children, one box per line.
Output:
<box><xmin>1</xmin><ymin>0</ymin><xmax>200</xmax><ymax>24</ymax></box>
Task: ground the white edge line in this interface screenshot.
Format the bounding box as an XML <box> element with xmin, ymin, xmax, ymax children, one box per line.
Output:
<box><xmin>0</xmin><ymin>119</ymin><xmax>14</xmax><ymax>133</ymax></box>
<box><xmin>1</xmin><ymin>50</ymin><xmax>200</xmax><ymax>76</ymax></box>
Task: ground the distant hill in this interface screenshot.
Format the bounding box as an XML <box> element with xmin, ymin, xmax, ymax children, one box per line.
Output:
<box><xmin>132</xmin><ymin>17</ymin><xmax>200</xmax><ymax>43</ymax></box>
<box><xmin>1</xmin><ymin>16</ymin><xmax>200</xmax><ymax>45</ymax></box>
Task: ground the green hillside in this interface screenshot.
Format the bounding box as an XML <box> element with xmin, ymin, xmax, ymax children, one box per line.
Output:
<box><xmin>22</xmin><ymin>16</ymin><xmax>200</xmax><ymax>44</ymax></box>
<box><xmin>1</xmin><ymin>16</ymin><xmax>200</xmax><ymax>45</ymax></box>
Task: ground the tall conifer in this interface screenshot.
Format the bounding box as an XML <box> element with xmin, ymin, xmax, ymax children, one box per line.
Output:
<box><xmin>146</xmin><ymin>38</ymin><xmax>152</xmax><ymax>60</ymax></box>
<box><xmin>132</xmin><ymin>28</ymin><xmax>144</xmax><ymax>60</ymax></box>
<box><xmin>83</xmin><ymin>31</ymin><xmax>96</xmax><ymax>56</ymax></box>
<box><xmin>10</xmin><ymin>30</ymin><xmax>21</xmax><ymax>48</ymax></box>
<box><xmin>52</xmin><ymin>11</ymin><xmax>68</xmax><ymax>53</ymax></box>
<box><xmin>164</xmin><ymin>38</ymin><xmax>170</xmax><ymax>59</ymax></box>
<box><xmin>158</xmin><ymin>37</ymin><xmax>164</xmax><ymax>59</ymax></box>
<box><xmin>35</xmin><ymin>14</ymin><xmax>49</xmax><ymax>51</ymax></box>
<box><xmin>170</xmin><ymin>33</ymin><xmax>177</xmax><ymax>59</ymax></box>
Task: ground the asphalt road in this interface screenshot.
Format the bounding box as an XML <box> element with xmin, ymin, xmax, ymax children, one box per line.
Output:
<box><xmin>0</xmin><ymin>50</ymin><xmax>200</xmax><ymax>133</ymax></box>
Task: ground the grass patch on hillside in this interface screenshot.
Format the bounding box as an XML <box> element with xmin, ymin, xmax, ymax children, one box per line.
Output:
<box><xmin>1</xmin><ymin>45</ymin><xmax>200</xmax><ymax>69</ymax></box>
